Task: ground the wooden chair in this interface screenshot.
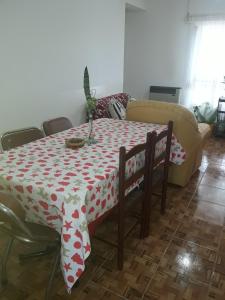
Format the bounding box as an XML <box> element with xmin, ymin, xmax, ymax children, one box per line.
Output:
<box><xmin>117</xmin><ymin>131</ymin><xmax>155</xmax><ymax>269</ymax></box>
<box><xmin>142</xmin><ymin>120</ymin><xmax>173</xmax><ymax>238</ymax></box>
<box><xmin>1</xmin><ymin>127</ymin><xmax>44</xmax><ymax>151</ymax></box>
<box><xmin>92</xmin><ymin>132</ymin><xmax>155</xmax><ymax>270</ymax></box>
<box><xmin>0</xmin><ymin>193</ymin><xmax>60</xmax><ymax>299</ymax></box>
<box><xmin>42</xmin><ymin>117</ymin><xmax>73</xmax><ymax>136</ymax></box>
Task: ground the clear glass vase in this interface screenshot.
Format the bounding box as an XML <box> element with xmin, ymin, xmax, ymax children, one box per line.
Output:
<box><xmin>87</xmin><ymin>113</ymin><xmax>97</xmax><ymax>145</ymax></box>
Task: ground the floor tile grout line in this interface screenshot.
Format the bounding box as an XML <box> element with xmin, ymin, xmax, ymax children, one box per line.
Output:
<box><xmin>184</xmin><ymin>163</ymin><xmax>208</xmax><ymax>212</ymax></box>
<box><xmin>90</xmin><ymin>224</ymin><xmax>180</xmax><ymax>300</ymax></box>
<box><xmin>86</xmin><ymin>249</ymin><xmax>115</xmax><ymax>284</ymax></box>
<box><xmin>140</xmin><ymin>169</ymin><xmax>206</xmax><ymax>299</ymax></box>
<box><xmin>55</xmin><ymin>250</ymin><xmax>115</xmax><ymax>298</ymax></box>
<box><xmin>192</xmin><ymin>198</ymin><xmax>225</xmax><ymax>209</ymax></box>
<box><xmin>206</xmin><ymin>161</ymin><xmax>225</xmax><ymax>167</ymax></box>
<box><xmin>207</xmin><ymin>223</ymin><xmax>224</xmax><ymax>296</ymax></box>
<box><xmin>170</xmin><ymin>162</ymin><xmax>225</xmax><ymax>297</ymax></box>
<box><xmin>193</xmin><ymin>167</ymin><xmax>206</xmax><ymax>190</ymax></box>
<box><xmin>199</xmin><ymin>183</ymin><xmax>225</xmax><ymax>191</ymax></box>
<box><xmin>141</xmin><ymin>221</ymin><xmax>181</xmax><ymax>300</ymax></box>
<box><xmin>88</xmin><ymin>248</ymin><xmax>135</xmax><ymax>300</ymax></box>
<box><xmin>173</xmin><ymin>235</ymin><xmax>220</xmax><ymax>252</ymax></box>
<box><xmin>184</xmin><ymin>185</ymin><xmax>201</xmax><ymax>211</ymax></box>
<box><xmin>141</xmin><ymin>232</ymin><xmax>216</xmax><ymax>298</ymax></box>
<box><xmin>186</xmin><ymin>170</ymin><xmax>205</xmax><ymax>207</ymax></box>
<box><xmin>198</xmin><ymin>182</ymin><xmax>225</xmax><ymax>192</ymax></box>
<box><xmin>140</xmin><ymin>164</ymin><xmax>216</xmax><ymax>298</ymax></box>
<box><xmin>175</xmin><ymin>161</ymin><xmax>225</xmax><ymax>295</ymax></box>
<box><xmin>100</xmin><ymin>285</ymin><xmax>129</xmax><ymax>300</ymax></box>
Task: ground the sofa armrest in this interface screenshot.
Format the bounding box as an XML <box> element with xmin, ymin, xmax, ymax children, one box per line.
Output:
<box><xmin>126</xmin><ymin>100</ymin><xmax>201</xmax><ymax>153</ymax></box>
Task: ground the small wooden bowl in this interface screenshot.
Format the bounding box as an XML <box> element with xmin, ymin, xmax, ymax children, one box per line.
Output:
<box><xmin>65</xmin><ymin>138</ymin><xmax>85</xmax><ymax>149</ymax></box>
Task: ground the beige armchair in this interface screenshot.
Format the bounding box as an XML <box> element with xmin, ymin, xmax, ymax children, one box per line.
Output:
<box><xmin>126</xmin><ymin>100</ymin><xmax>212</xmax><ymax>187</ymax></box>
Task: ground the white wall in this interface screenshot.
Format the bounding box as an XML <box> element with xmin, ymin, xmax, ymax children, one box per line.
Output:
<box><xmin>125</xmin><ymin>0</ymin><xmax>146</xmax><ymax>11</ymax></box>
<box><xmin>124</xmin><ymin>0</ymin><xmax>225</xmax><ymax>103</ymax></box>
<box><xmin>0</xmin><ymin>0</ymin><xmax>125</xmax><ymax>134</ymax></box>
<box><xmin>190</xmin><ymin>0</ymin><xmax>225</xmax><ymax>15</ymax></box>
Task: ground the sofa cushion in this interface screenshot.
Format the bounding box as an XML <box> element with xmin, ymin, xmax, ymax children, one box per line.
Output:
<box><xmin>93</xmin><ymin>93</ymin><xmax>129</xmax><ymax>119</ymax></box>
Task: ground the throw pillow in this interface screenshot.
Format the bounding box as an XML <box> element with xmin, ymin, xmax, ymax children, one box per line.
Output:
<box><xmin>108</xmin><ymin>99</ymin><xmax>126</xmax><ymax>120</ymax></box>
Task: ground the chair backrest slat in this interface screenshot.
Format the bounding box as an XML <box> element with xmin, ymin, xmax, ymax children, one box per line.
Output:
<box><xmin>153</xmin><ymin>153</ymin><xmax>165</xmax><ymax>168</ymax></box>
<box><xmin>43</xmin><ymin>117</ymin><xmax>73</xmax><ymax>136</ymax></box>
<box><xmin>151</xmin><ymin>121</ymin><xmax>173</xmax><ymax>169</ymax></box>
<box><xmin>124</xmin><ymin>166</ymin><xmax>145</xmax><ymax>190</ymax></box>
<box><xmin>119</xmin><ymin>132</ymin><xmax>156</xmax><ymax>202</ymax></box>
<box><xmin>150</xmin><ymin>120</ymin><xmax>173</xmax><ymax>178</ymax></box>
<box><xmin>125</xmin><ymin>143</ymin><xmax>146</xmax><ymax>161</ymax></box>
<box><xmin>1</xmin><ymin>127</ymin><xmax>44</xmax><ymax>151</ymax></box>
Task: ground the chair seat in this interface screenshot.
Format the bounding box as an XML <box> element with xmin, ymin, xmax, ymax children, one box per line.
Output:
<box><xmin>25</xmin><ymin>222</ymin><xmax>60</xmax><ymax>243</ymax></box>
<box><xmin>0</xmin><ymin>221</ymin><xmax>60</xmax><ymax>244</ymax></box>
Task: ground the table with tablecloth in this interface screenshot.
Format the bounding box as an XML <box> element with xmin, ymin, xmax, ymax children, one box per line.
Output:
<box><xmin>0</xmin><ymin>118</ymin><xmax>186</xmax><ymax>291</ymax></box>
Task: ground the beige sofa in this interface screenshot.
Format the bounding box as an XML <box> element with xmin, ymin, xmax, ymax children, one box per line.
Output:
<box><xmin>126</xmin><ymin>100</ymin><xmax>212</xmax><ymax>187</ymax></box>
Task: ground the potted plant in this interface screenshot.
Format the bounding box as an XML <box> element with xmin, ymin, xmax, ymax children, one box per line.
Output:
<box><xmin>83</xmin><ymin>66</ymin><xmax>97</xmax><ymax>144</ymax></box>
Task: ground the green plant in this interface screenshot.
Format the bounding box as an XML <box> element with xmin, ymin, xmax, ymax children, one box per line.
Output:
<box><xmin>83</xmin><ymin>66</ymin><xmax>96</xmax><ymax>115</ymax></box>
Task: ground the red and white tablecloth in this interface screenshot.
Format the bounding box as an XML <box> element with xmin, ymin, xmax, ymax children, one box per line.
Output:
<box><xmin>0</xmin><ymin>118</ymin><xmax>186</xmax><ymax>291</ymax></box>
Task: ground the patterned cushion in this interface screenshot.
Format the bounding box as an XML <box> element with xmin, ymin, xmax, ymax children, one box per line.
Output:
<box><xmin>93</xmin><ymin>93</ymin><xmax>130</xmax><ymax>119</ymax></box>
<box><xmin>108</xmin><ymin>99</ymin><xmax>126</xmax><ymax>120</ymax></box>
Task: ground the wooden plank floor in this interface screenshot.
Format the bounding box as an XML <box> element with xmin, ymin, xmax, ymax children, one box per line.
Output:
<box><xmin>1</xmin><ymin>136</ymin><xmax>225</xmax><ymax>300</ymax></box>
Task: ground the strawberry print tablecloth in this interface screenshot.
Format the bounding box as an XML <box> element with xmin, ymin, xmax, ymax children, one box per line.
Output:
<box><xmin>0</xmin><ymin>118</ymin><xmax>186</xmax><ymax>291</ymax></box>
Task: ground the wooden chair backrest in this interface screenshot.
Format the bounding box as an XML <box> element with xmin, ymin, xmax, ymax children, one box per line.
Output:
<box><xmin>152</xmin><ymin>120</ymin><xmax>173</xmax><ymax>169</ymax></box>
<box><xmin>119</xmin><ymin>131</ymin><xmax>155</xmax><ymax>202</ymax></box>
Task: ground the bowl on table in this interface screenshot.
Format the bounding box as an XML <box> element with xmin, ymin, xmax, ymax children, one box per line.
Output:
<box><xmin>65</xmin><ymin>138</ymin><xmax>85</xmax><ymax>149</ymax></box>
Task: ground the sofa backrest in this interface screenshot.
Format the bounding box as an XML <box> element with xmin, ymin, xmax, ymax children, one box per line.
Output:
<box><xmin>93</xmin><ymin>93</ymin><xmax>129</xmax><ymax>119</ymax></box>
<box><xmin>126</xmin><ymin>100</ymin><xmax>201</xmax><ymax>153</ymax></box>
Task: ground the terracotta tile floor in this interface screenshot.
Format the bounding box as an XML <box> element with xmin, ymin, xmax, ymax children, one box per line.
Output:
<box><xmin>1</xmin><ymin>136</ymin><xmax>225</xmax><ymax>300</ymax></box>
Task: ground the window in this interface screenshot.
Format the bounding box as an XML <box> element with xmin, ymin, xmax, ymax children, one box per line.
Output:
<box><xmin>186</xmin><ymin>20</ymin><xmax>225</xmax><ymax>107</ymax></box>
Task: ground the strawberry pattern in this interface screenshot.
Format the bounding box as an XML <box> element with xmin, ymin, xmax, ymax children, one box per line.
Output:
<box><xmin>0</xmin><ymin>118</ymin><xmax>185</xmax><ymax>292</ymax></box>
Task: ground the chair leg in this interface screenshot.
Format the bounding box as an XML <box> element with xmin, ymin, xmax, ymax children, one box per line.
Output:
<box><xmin>161</xmin><ymin>184</ymin><xmax>167</xmax><ymax>214</ymax></box>
<box><xmin>1</xmin><ymin>238</ymin><xmax>14</xmax><ymax>285</ymax></box>
<box><xmin>45</xmin><ymin>247</ymin><xmax>60</xmax><ymax>300</ymax></box>
<box><xmin>141</xmin><ymin>195</ymin><xmax>152</xmax><ymax>239</ymax></box>
<box><xmin>161</xmin><ymin>168</ymin><xmax>169</xmax><ymax>215</ymax></box>
<box><xmin>140</xmin><ymin>196</ymin><xmax>148</xmax><ymax>239</ymax></box>
<box><xmin>118</xmin><ymin>201</ymin><xmax>124</xmax><ymax>270</ymax></box>
<box><xmin>140</xmin><ymin>182</ymin><xmax>153</xmax><ymax>239</ymax></box>
<box><xmin>117</xmin><ymin>241</ymin><xmax>124</xmax><ymax>270</ymax></box>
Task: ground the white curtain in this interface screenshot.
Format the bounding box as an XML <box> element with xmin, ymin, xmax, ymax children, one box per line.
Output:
<box><xmin>186</xmin><ymin>20</ymin><xmax>225</xmax><ymax>108</ymax></box>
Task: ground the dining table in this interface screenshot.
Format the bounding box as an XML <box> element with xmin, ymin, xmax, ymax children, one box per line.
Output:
<box><xmin>0</xmin><ymin>118</ymin><xmax>186</xmax><ymax>292</ymax></box>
